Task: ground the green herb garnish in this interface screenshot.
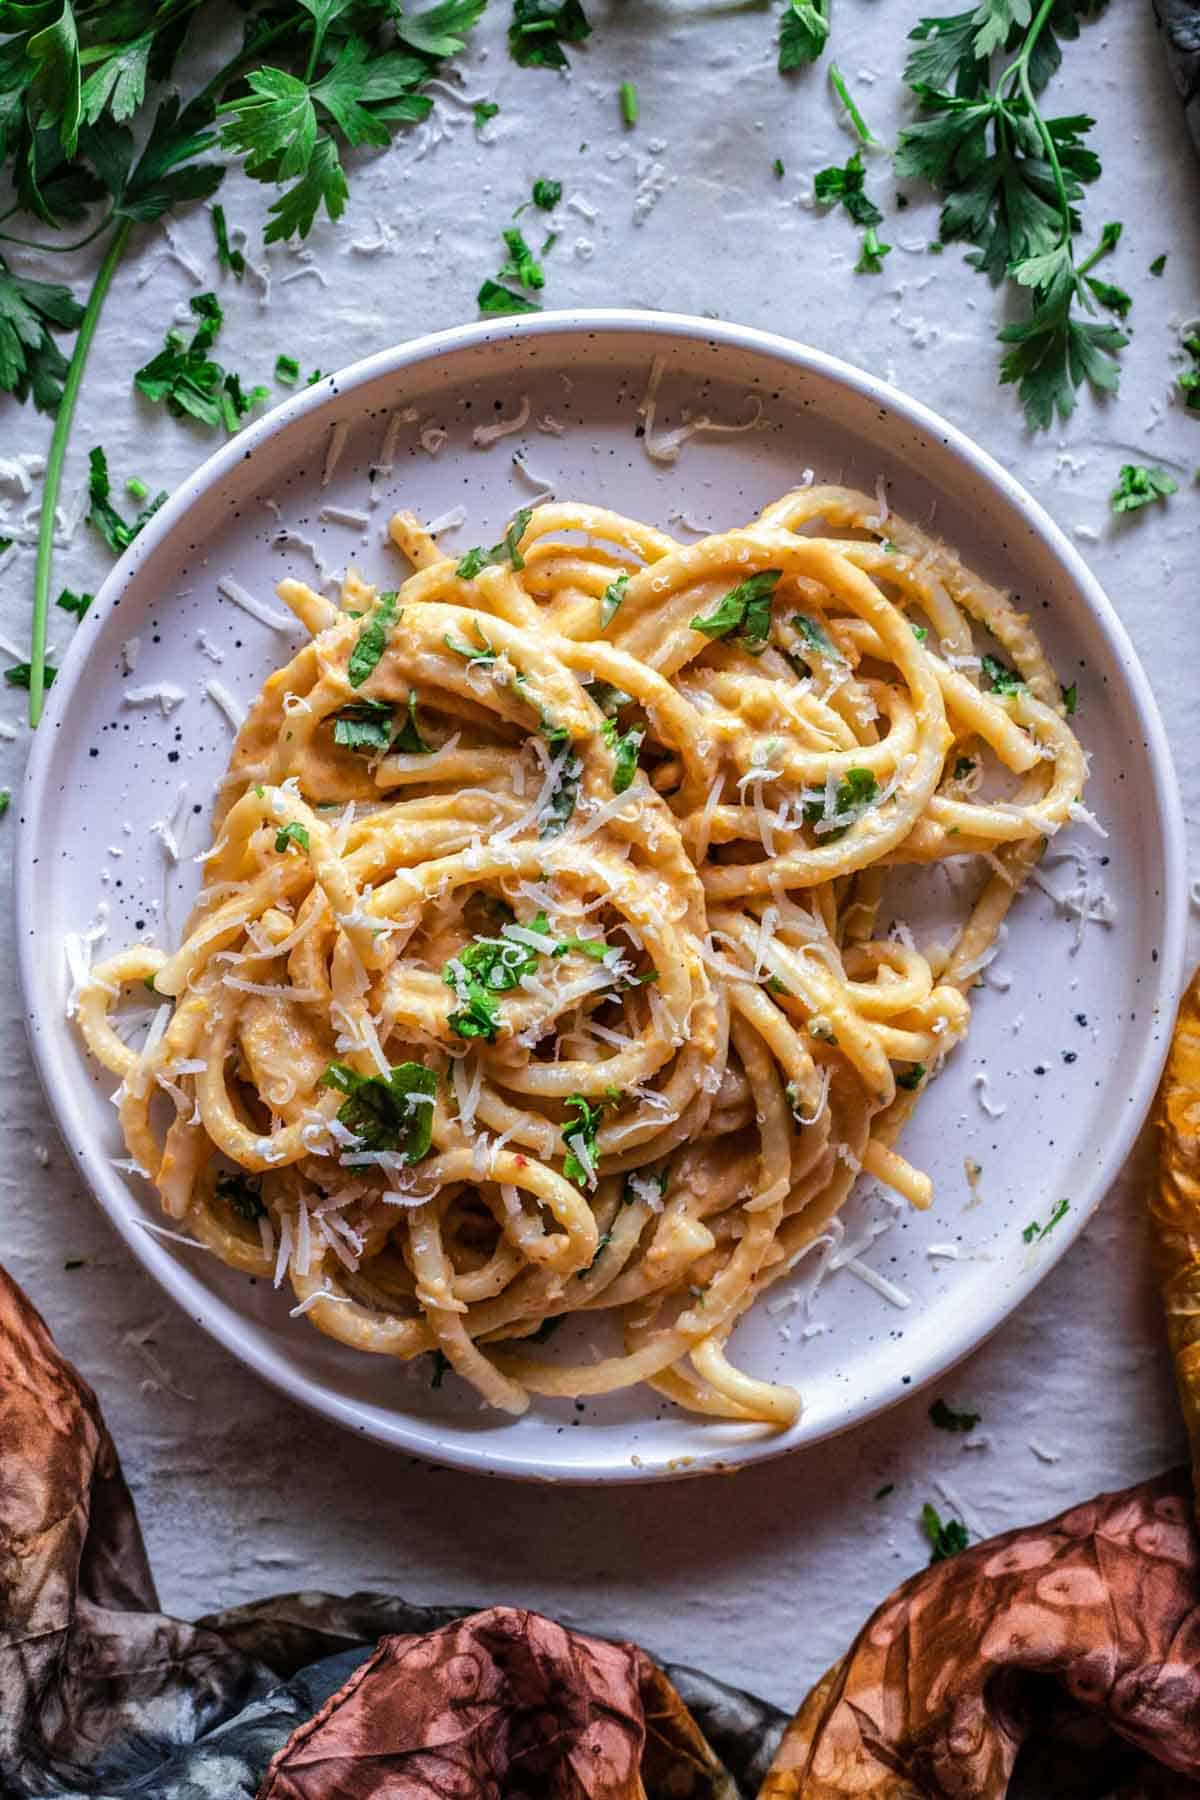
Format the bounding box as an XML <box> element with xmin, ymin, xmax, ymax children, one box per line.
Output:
<box><xmin>814</xmin><ymin>150</ymin><xmax>883</xmax><ymax>227</ymax></box>
<box><xmin>474</xmin><ymin>100</ymin><xmax>500</xmax><ymax>129</ymax></box>
<box><xmin>320</xmin><ymin>1060</ymin><xmax>437</xmax><ymax>1161</ymax></box>
<box><xmin>274</xmin><ymin>821</ymin><xmax>309</xmax><ymax>854</ymax></box>
<box><xmin>921</xmin><ymin>1501</ymin><xmax>969</xmax><ymax>1562</ymax></box>
<box><xmin>778</xmin><ymin>0</ymin><xmax>829</xmax><ymax>69</ymax></box>
<box><xmin>392</xmin><ymin>691</ymin><xmax>433</xmax><ymax>754</ymax></box>
<box><xmin>690</xmin><ymin>569</ymin><xmax>781</xmax><ymax>654</ymax></box>
<box><xmin>332</xmin><ymin>698</ymin><xmax>393</xmax><ymax>751</ymax></box>
<box><xmin>347</xmin><ymin>591</ymin><xmax>399</xmax><ymax>688</ymax></box>
<box><xmin>455</xmin><ymin>509</ymin><xmax>533</xmax><ymax>579</ymax></box>
<box><xmin>5</xmin><ymin>662</ymin><xmax>56</xmax><ymax>691</ymax></box>
<box><xmin>1022</xmin><ymin>1197</ymin><xmax>1069</xmax><ymax>1243</ymax></box>
<box><xmin>509</xmin><ymin>0</ymin><xmax>593</xmax><ymax>68</ymax></box>
<box><xmin>498</xmin><ymin>226</ymin><xmax>544</xmax><ymax>290</ymax></box>
<box><xmin>134</xmin><ymin>291</ymin><xmax>268</xmax><ymax>433</ymax></box>
<box><xmin>1149</xmin><ymin>253</ymin><xmax>1167</xmax><ymax>276</ymax></box>
<box><xmin>600</xmin><ymin>572</ymin><xmax>629</xmax><ymax>628</ymax></box>
<box><xmin>981</xmin><ymin>653</ymin><xmax>1023</xmax><ymax>695</ymax></box>
<box><xmin>895</xmin><ymin>1062</ymin><xmax>926</xmax><ymax>1090</ymax></box>
<box><xmin>830</xmin><ymin>63</ymin><xmax>878</xmax><ymax>145</ymax></box>
<box><xmin>856</xmin><ymin>225</ymin><xmax>892</xmax><ymax>273</ymax></box>
<box><xmin>601</xmin><ymin>719</ymin><xmax>643</xmax><ymax>794</ymax></box>
<box><xmin>56</xmin><ymin>587</ymin><xmax>92</xmax><ymax>618</ymax></box>
<box><xmin>619</xmin><ymin>79</ymin><xmax>638</xmax><ymax>126</ymax></box>
<box><xmin>211</xmin><ymin>204</ymin><xmax>245</xmax><ymax>278</ymax></box>
<box><xmin>275</xmin><ymin>353</ymin><xmax>301</xmax><ymax>385</ymax></box>
<box><xmin>1061</xmin><ymin>682</ymin><xmax>1078</xmax><ymax>715</ymax></box>
<box><xmin>1110</xmin><ymin>464</ymin><xmax>1178</xmax><ymax>514</ymax></box>
<box><xmin>477</xmin><ymin>278</ymin><xmax>542</xmax><ymax>316</ymax></box>
<box><xmin>86</xmin><ymin>447</ymin><xmax>166</xmax><ymax>554</ymax></box>
<box><xmin>562</xmin><ymin>1092</ymin><xmax>604</xmax><ymax>1186</ymax></box>
<box><xmin>929</xmin><ymin>1397</ymin><xmax>980</xmax><ymax>1432</ymax></box>
<box><xmin>532</xmin><ymin>177</ymin><xmax>562</xmax><ymax>208</ymax></box>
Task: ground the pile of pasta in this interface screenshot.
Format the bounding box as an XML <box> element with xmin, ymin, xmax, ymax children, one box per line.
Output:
<box><xmin>77</xmin><ymin>484</ymin><xmax>1085</xmax><ymax>1426</ymax></box>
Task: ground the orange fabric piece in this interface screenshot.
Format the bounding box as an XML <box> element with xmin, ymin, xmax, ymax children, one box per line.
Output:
<box><xmin>257</xmin><ymin>1605</ymin><xmax>734</xmax><ymax>1799</ymax></box>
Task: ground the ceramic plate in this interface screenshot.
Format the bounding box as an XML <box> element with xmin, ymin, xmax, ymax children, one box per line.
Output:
<box><xmin>17</xmin><ymin>312</ymin><xmax>1187</xmax><ymax>1482</ymax></box>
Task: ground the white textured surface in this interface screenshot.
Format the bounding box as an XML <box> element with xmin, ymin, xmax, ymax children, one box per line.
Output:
<box><xmin>2</xmin><ymin>0</ymin><xmax>1199</xmax><ymax>1709</ymax></box>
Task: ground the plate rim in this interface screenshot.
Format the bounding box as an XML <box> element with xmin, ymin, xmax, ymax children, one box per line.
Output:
<box><xmin>16</xmin><ymin>307</ymin><xmax>1189</xmax><ymax>1483</ymax></box>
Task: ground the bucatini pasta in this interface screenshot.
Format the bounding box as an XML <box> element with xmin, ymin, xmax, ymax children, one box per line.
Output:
<box><xmin>76</xmin><ymin>484</ymin><xmax>1085</xmax><ymax>1425</ymax></box>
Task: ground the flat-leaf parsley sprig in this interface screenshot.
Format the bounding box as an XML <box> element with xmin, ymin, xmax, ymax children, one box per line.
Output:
<box><xmin>895</xmin><ymin>0</ymin><xmax>1126</xmax><ymax>430</ymax></box>
<box><xmin>0</xmin><ymin>0</ymin><xmax>487</xmax><ymax>726</ymax></box>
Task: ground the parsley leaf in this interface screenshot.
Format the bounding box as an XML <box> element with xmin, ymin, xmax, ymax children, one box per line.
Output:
<box><xmin>804</xmin><ymin>767</ymin><xmax>879</xmax><ymax>839</ymax></box>
<box><xmin>216</xmin><ymin>1170</ymin><xmax>264</xmax><ymax>1222</ymax></box>
<box><xmin>333</xmin><ymin>699</ymin><xmax>393</xmax><ymax>751</ymax></box>
<box><xmin>455</xmin><ymin>509</ymin><xmax>533</xmax><ymax>578</ymax></box>
<box><xmin>1022</xmin><ymin>1197</ymin><xmax>1070</xmax><ymax>1242</ymax></box>
<box><xmin>981</xmin><ymin>652</ymin><xmax>1023</xmax><ymax>694</ymax></box>
<box><xmin>814</xmin><ymin>151</ymin><xmax>883</xmax><ymax>227</ymax></box>
<box><xmin>321</xmin><ymin>1060</ymin><xmax>437</xmax><ymax>1161</ymax></box>
<box><xmin>856</xmin><ymin>225</ymin><xmax>892</xmax><ymax>273</ymax></box>
<box><xmin>5</xmin><ymin>661</ymin><xmax>55</xmax><ymax>691</ymax></box>
<box><xmin>1149</xmin><ymin>252</ymin><xmax>1167</xmax><ymax>276</ymax></box>
<box><xmin>1061</xmin><ymin>681</ymin><xmax>1078</xmax><ymax>715</ymax></box>
<box><xmin>619</xmin><ymin>79</ymin><xmax>638</xmax><ymax>126</ymax></box>
<box><xmin>86</xmin><ymin>446</ymin><xmax>166</xmax><ymax>554</ymax></box>
<box><xmin>929</xmin><ymin>1397</ymin><xmax>980</xmax><ymax>1432</ymax></box>
<box><xmin>275</xmin><ymin>353</ymin><xmax>300</xmax><ymax>384</ymax></box>
<box><xmin>392</xmin><ymin>690</ymin><xmax>433</xmax><ymax>753</ymax></box>
<box><xmin>600</xmin><ymin>572</ymin><xmax>629</xmax><ymax>627</ymax></box>
<box><xmin>562</xmin><ymin>1092</ymin><xmax>604</xmax><ymax>1185</ymax></box>
<box><xmin>211</xmin><ymin>203</ymin><xmax>245</xmax><ymax>278</ymax></box>
<box><xmin>397</xmin><ymin>0</ymin><xmax>488</xmax><ymax>58</ymax></box>
<box><xmin>134</xmin><ymin>290</ymin><xmax>268</xmax><ymax>433</ymax></box>
<box><xmin>921</xmin><ymin>1501</ymin><xmax>969</xmax><ymax>1562</ymax></box>
<box><xmin>444</xmin><ymin>627</ymin><xmax>497</xmax><ymax>664</ymax></box>
<box><xmin>56</xmin><ymin>587</ymin><xmax>92</xmax><ymax>618</ymax></box>
<box><xmin>778</xmin><ymin>0</ymin><xmax>829</xmax><ymax>69</ymax></box>
<box><xmin>601</xmin><ymin>719</ymin><xmax>643</xmax><ymax>793</ymax></box>
<box><xmin>1110</xmin><ymin>464</ymin><xmax>1177</xmax><ymax>514</ymax></box>
<box><xmin>347</xmin><ymin>590</ymin><xmax>399</xmax><ymax>687</ymax></box>
<box><xmin>274</xmin><ymin>821</ymin><xmax>310</xmax><ymax>854</ymax></box>
<box><xmin>509</xmin><ymin>0</ymin><xmax>593</xmax><ymax>69</ymax></box>
<box><xmin>532</xmin><ymin>177</ymin><xmax>562</xmax><ymax>208</ymax></box>
<box><xmin>690</xmin><ymin>569</ymin><xmax>781</xmax><ymax>653</ymax></box>
<box><xmin>498</xmin><ymin>225</ymin><xmax>544</xmax><ymax>290</ymax></box>
<box><xmin>474</xmin><ymin>99</ymin><xmax>500</xmax><ymax>128</ymax></box>
<box><xmin>0</xmin><ymin>258</ymin><xmax>84</xmax><ymax>413</ymax></box>
<box><xmin>895</xmin><ymin>1062</ymin><xmax>926</xmax><ymax>1090</ymax></box>
<box><xmin>478</xmin><ymin>276</ymin><xmax>541</xmax><ymax>315</ymax></box>
<box><xmin>540</xmin><ymin>734</ymin><xmax>582</xmax><ymax>836</ymax></box>
<box><xmin>443</xmin><ymin>956</ymin><xmax>503</xmax><ymax>1040</ymax></box>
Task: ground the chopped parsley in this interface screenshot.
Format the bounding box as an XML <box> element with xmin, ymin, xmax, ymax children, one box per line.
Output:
<box><xmin>981</xmin><ymin>653</ymin><xmax>1023</xmax><ymax>696</ymax></box>
<box><xmin>509</xmin><ymin>0</ymin><xmax>593</xmax><ymax>68</ymax></box>
<box><xmin>600</xmin><ymin>572</ymin><xmax>629</xmax><ymax>628</ymax></box>
<box><xmin>1150</xmin><ymin>253</ymin><xmax>1167</xmax><ymax>276</ymax></box>
<box><xmin>804</xmin><ymin>767</ymin><xmax>878</xmax><ymax>839</ymax></box>
<box><xmin>474</xmin><ymin>99</ymin><xmax>500</xmax><ymax>129</ymax></box>
<box><xmin>952</xmin><ymin>755</ymin><xmax>975</xmax><ymax>779</ymax></box>
<box><xmin>444</xmin><ymin>963</ymin><xmax>502</xmax><ymax>1041</ymax></box>
<box><xmin>347</xmin><ymin>591</ymin><xmax>399</xmax><ymax>687</ymax></box>
<box><xmin>56</xmin><ymin>587</ymin><xmax>93</xmax><ymax>618</ymax></box>
<box><xmin>532</xmin><ymin>177</ymin><xmax>562</xmax><ymax>209</ymax></box>
<box><xmin>0</xmin><ymin>259</ymin><xmax>84</xmax><ymax>413</ymax></box>
<box><xmin>539</xmin><ymin>732</ymin><xmax>582</xmax><ymax>837</ymax></box>
<box><xmin>1022</xmin><ymin>1197</ymin><xmax>1069</xmax><ymax>1243</ymax></box>
<box><xmin>444</xmin><ymin>626</ymin><xmax>498</xmax><ymax>665</ymax></box>
<box><xmin>585</xmin><ymin>679</ymin><xmax>631</xmax><ymax>716</ymax></box>
<box><xmin>320</xmin><ymin>1061</ymin><xmax>437</xmax><ymax>1161</ymax></box>
<box><xmin>619</xmin><ymin>79</ymin><xmax>638</xmax><ymax>126</ymax></box>
<box><xmin>829</xmin><ymin>63</ymin><xmax>878</xmax><ymax>146</ymax></box>
<box><xmin>602</xmin><ymin>719</ymin><xmax>643</xmax><ymax>793</ymax></box>
<box><xmin>790</xmin><ymin>611</ymin><xmax>841</xmax><ymax>665</ymax></box>
<box><xmin>392</xmin><ymin>691</ymin><xmax>433</xmax><ymax>754</ymax></box>
<box><xmin>275</xmin><ymin>353</ymin><xmax>300</xmax><ymax>385</ymax></box>
<box><xmin>690</xmin><ymin>569</ymin><xmax>781</xmax><ymax>654</ymax></box>
<box><xmin>1061</xmin><ymin>682</ymin><xmax>1078</xmax><ymax>716</ymax></box>
<box><xmin>458</xmin><ymin>925</ymin><xmax>542</xmax><ymax>992</ymax></box>
<box><xmin>814</xmin><ymin>150</ymin><xmax>883</xmax><ymax>227</ymax></box>
<box><xmin>1110</xmin><ymin>464</ymin><xmax>1178</xmax><ymax>514</ymax></box>
<box><xmin>5</xmin><ymin>661</ymin><xmax>56</xmax><ymax>690</ymax></box>
<box><xmin>86</xmin><ymin>446</ymin><xmax>166</xmax><ymax>554</ymax></box>
<box><xmin>216</xmin><ymin>1169</ymin><xmax>264</xmax><ymax>1221</ymax></box>
<box><xmin>455</xmin><ymin>508</ymin><xmax>533</xmax><ymax>579</ymax></box>
<box><xmin>211</xmin><ymin>204</ymin><xmax>245</xmax><ymax>278</ymax></box>
<box><xmin>0</xmin><ymin>790</ymin><xmax>9</xmax><ymax>818</ymax></box>
<box><xmin>562</xmin><ymin>1092</ymin><xmax>604</xmax><ymax>1186</ymax></box>
<box><xmin>498</xmin><ymin>226</ymin><xmax>544</xmax><ymax>290</ymax></box>
<box><xmin>929</xmin><ymin>1397</ymin><xmax>980</xmax><ymax>1433</ymax></box>
<box><xmin>332</xmin><ymin>698</ymin><xmax>393</xmax><ymax>752</ymax></box>
<box><xmin>773</xmin><ymin>157</ymin><xmax>785</xmax><ymax>179</ymax></box>
<box><xmin>856</xmin><ymin>226</ymin><xmax>892</xmax><ymax>274</ymax></box>
<box><xmin>921</xmin><ymin>1502</ymin><xmax>968</xmax><ymax>1563</ymax></box>
<box><xmin>895</xmin><ymin>1062</ymin><xmax>925</xmax><ymax>1091</ymax></box>
<box><xmin>134</xmin><ymin>291</ymin><xmax>269</xmax><ymax>434</ymax></box>
<box><xmin>778</xmin><ymin>0</ymin><xmax>829</xmax><ymax>69</ymax></box>
<box><xmin>477</xmin><ymin>278</ymin><xmax>541</xmax><ymax>316</ymax></box>
<box><xmin>273</xmin><ymin>821</ymin><xmax>309</xmax><ymax>854</ymax></box>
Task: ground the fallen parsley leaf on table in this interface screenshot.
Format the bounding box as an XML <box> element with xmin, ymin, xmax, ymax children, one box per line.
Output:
<box><xmin>1022</xmin><ymin>1197</ymin><xmax>1070</xmax><ymax>1243</ymax></box>
<box><xmin>1110</xmin><ymin>464</ymin><xmax>1178</xmax><ymax>514</ymax></box>
<box><xmin>856</xmin><ymin>225</ymin><xmax>891</xmax><ymax>272</ymax></box>
<box><xmin>929</xmin><ymin>1397</ymin><xmax>981</xmax><ymax>1433</ymax></box>
<box><xmin>0</xmin><ymin>261</ymin><xmax>85</xmax><ymax>412</ymax></box>
<box><xmin>895</xmin><ymin>0</ymin><xmax>1125</xmax><ymax>429</ymax></box>
<box><xmin>134</xmin><ymin>291</ymin><xmax>269</xmax><ymax>433</ymax></box>
<box><xmin>509</xmin><ymin>0</ymin><xmax>592</xmax><ymax>68</ymax></box>
<box><xmin>85</xmin><ymin>446</ymin><xmax>166</xmax><ymax>554</ymax></box>
<box><xmin>921</xmin><ymin>1502</ymin><xmax>969</xmax><ymax>1562</ymax></box>
<box><xmin>778</xmin><ymin>0</ymin><xmax>829</xmax><ymax>68</ymax></box>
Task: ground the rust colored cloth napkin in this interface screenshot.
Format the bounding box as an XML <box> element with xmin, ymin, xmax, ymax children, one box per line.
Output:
<box><xmin>6</xmin><ymin>1239</ymin><xmax>1200</xmax><ymax>1797</ymax></box>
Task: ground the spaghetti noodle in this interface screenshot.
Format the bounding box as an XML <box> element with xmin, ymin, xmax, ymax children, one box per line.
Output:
<box><xmin>76</xmin><ymin>484</ymin><xmax>1085</xmax><ymax>1425</ymax></box>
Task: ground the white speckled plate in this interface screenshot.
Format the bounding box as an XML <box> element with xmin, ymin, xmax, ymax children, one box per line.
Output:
<box><xmin>17</xmin><ymin>312</ymin><xmax>1187</xmax><ymax>1483</ymax></box>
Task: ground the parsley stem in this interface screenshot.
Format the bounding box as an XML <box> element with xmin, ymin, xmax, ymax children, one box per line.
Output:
<box><xmin>1005</xmin><ymin>0</ymin><xmax>1072</xmax><ymax>242</ymax></box>
<box><xmin>29</xmin><ymin>217</ymin><xmax>133</xmax><ymax>728</ymax></box>
<box><xmin>0</xmin><ymin>211</ymin><xmax>116</xmax><ymax>255</ymax></box>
